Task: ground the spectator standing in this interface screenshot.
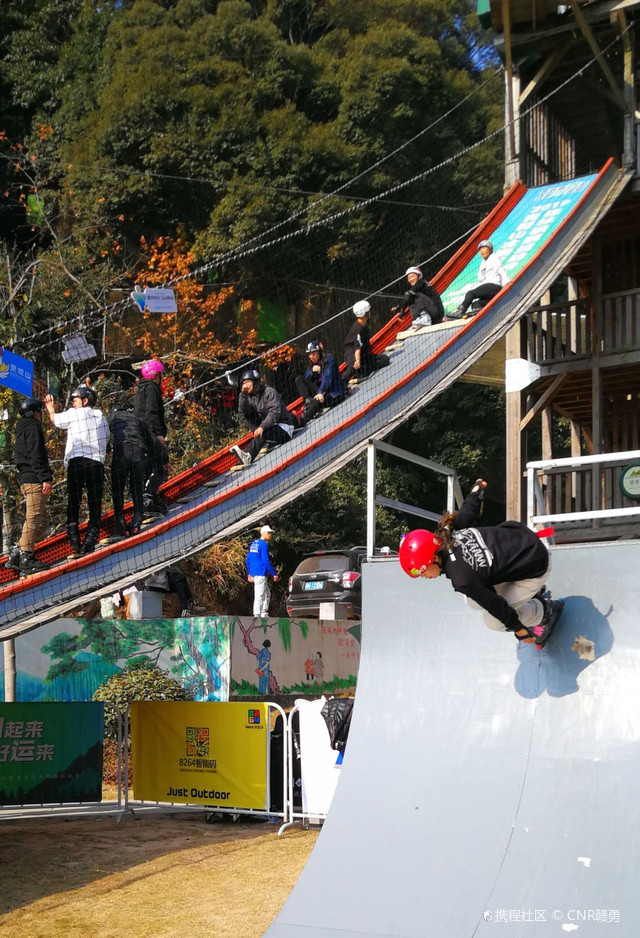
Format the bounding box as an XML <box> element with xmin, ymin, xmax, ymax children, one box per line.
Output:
<box><xmin>295</xmin><ymin>340</ymin><xmax>347</xmax><ymax>426</ymax></box>
<box><xmin>7</xmin><ymin>397</ymin><xmax>52</xmax><ymax>576</ymax></box>
<box><xmin>230</xmin><ymin>370</ymin><xmax>295</xmax><ymax>467</ymax></box>
<box><xmin>450</xmin><ymin>240</ymin><xmax>509</xmax><ymax>319</ymax></box>
<box><xmin>343</xmin><ymin>301</ymin><xmax>390</xmax><ymax>384</ymax></box>
<box><xmin>107</xmin><ymin>401</ymin><xmax>157</xmax><ymax>537</ymax></box>
<box><xmin>133</xmin><ymin>359</ymin><xmax>168</xmax><ymax>514</ymax></box>
<box><xmin>44</xmin><ymin>386</ymin><xmax>110</xmax><ymax>555</ymax></box>
<box><xmin>246</xmin><ymin>524</ymin><xmax>279</xmax><ymax>621</ymax></box>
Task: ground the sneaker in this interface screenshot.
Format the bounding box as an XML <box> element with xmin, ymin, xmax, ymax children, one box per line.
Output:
<box><xmin>231</xmin><ymin>444</ymin><xmax>252</xmax><ymax>467</ymax></box>
<box><xmin>67</xmin><ymin>523</ymin><xmax>82</xmax><ymax>555</ymax></box>
<box><xmin>80</xmin><ymin>526</ymin><xmax>100</xmax><ymax>555</ymax></box>
<box><xmin>5</xmin><ymin>544</ymin><xmax>21</xmax><ymax>572</ymax></box>
<box><xmin>530</xmin><ymin>599</ymin><xmax>564</xmax><ymax>647</ymax></box>
<box><xmin>19</xmin><ymin>551</ymin><xmax>50</xmax><ymax>576</ymax></box>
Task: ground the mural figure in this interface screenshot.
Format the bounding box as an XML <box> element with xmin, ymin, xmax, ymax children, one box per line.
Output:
<box><xmin>256</xmin><ymin>640</ymin><xmax>272</xmax><ymax>695</ymax></box>
<box><xmin>304</xmin><ymin>656</ymin><xmax>315</xmax><ymax>682</ymax></box>
<box><xmin>235</xmin><ymin>618</ymin><xmax>281</xmax><ymax>694</ymax></box>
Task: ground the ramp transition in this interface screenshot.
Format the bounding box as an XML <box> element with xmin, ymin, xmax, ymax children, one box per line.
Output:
<box><xmin>0</xmin><ymin>161</ymin><xmax>630</xmax><ymax>636</ymax></box>
<box><xmin>266</xmin><ymin>539</ymin><xmax>640</xmax><ymax>937</ymax></box>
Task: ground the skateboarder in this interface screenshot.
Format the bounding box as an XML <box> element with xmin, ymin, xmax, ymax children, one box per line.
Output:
<box><xmin>399</xmin><ymin>479</ymin><xmax>563</xmax><ymax>646</ymax></box>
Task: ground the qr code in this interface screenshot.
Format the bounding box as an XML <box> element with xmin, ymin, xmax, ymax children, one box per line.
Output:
<box><xmin>186</xmin><ymin>726</ymin><xmax>209</xmax><ymax>757</ymax></box>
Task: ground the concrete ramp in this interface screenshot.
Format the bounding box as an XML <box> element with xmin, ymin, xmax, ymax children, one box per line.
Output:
<box><xmin>266</xmin><ymin>540</ymin><xmax>639</xmax><ymax>937</ymax></box>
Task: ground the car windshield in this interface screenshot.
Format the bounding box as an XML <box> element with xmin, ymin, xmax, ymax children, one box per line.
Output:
<box><xmin>296</xmin><ymin>555</ymin><xmax>348</xmax><ymax>574</ymax></box>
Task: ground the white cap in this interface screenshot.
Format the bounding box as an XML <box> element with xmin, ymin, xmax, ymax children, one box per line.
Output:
<box><xmin>405</xmin><ymin>266</ymin><xmax>422</xmax><ymax>278</ymax></box>
<box><xmin>353</xmin><ymin>300</ymin><xmax>371</xmax><ymax>318</ymax></box>
<box><xmin>261</xmin><ymin>525</ymin><xmax>274</xmax><ymax>535</ymax></box>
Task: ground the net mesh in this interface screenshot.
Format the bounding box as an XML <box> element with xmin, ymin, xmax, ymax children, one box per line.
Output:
<box><xmin>0</xmin><ymin>157</ymin><xmax>624</xmax><ymax>634</ymax></box>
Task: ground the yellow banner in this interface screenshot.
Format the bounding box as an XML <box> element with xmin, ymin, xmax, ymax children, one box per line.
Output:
<box><xmin>131</xmin><ymin>701</ymin><xmax>269</xmax><ymax>808</ymax></box>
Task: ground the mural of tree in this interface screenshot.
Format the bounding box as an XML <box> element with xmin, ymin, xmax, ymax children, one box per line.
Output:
<box><xmin>173</xmin><ymin>616</ymin><xmax>230</xmax><ymax>702</ymax></box>
<box><xmin>40</xmin><ymin>618</ymin><xmax>176</xmax><ymax>682</ymax></box>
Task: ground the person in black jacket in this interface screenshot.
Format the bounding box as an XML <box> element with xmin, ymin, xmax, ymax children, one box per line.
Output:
<box><xmin>8</xmin><ymin>397</ymin><xmax>52</xmax><ymax>575</ymax></box>
<box><xmin>230</xmin><ymin>369</ymin><xmax>296</xmax><ymax>466</ymax></box>
<box><xmin>399</xmin><ymin>480</ymin><xmax>563</xmax><ymax>644</ymax></box>
<box><xmin>107</xmin><ymin>403</ymin><xmax>158</xmax><ymax>537</ymax></box>
<box><xmin>392</xmin><ymin>266</ymin><xmax>444</xmax><ymax>327</ymax></box>
<box><xmin>133</xmin><ymin>359</ymin><xmax>168</xmax><ymax>515</ymax></box>
<box><xmin>342</xmin><ymin>300</ymin><xmax>390</xmax><ymax>384</ymax></box>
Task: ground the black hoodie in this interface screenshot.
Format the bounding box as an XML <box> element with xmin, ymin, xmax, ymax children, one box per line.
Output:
<box><xmin>14</xmin><ymin>415</ymin><xmax>52</xmax><ymax>485</ymax></box>
<box><xmin>133</xmin><ymin>378</ymin><xmax>167</xmax><ymax>438</ymax></box>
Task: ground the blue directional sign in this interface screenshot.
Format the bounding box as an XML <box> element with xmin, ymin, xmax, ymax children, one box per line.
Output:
<box><xmin>0</xmin><ymin>347</ymin><xmax>34</xmax><ymax>397</ymax></box>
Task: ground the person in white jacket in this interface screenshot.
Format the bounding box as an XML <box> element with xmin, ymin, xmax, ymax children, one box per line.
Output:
<box><xmin>450</xmin><ymin>240</ymin><xmax>509</xmax><ymax>319</ymax></box>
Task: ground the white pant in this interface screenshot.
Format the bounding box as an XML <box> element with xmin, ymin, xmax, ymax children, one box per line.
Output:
<box><xmin>253</xmin><ymin>575</ymin><xmax>271</xmax><ymax>618</ymax></box>
<box><xmin>465</xmin><ymin>559</ymin><xmax>550</xmax><ymax>631</ymax></box>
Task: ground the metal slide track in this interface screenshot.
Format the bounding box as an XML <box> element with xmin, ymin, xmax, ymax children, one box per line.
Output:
<box><xmin>0</xmin><ymin>160</ymin><xmax>630</xmax><ymax>637</ymax></box>
<box><xmin>265</xmin><ymin>541</ymin><xmax>640</xmax><ymax>937</ymax></box>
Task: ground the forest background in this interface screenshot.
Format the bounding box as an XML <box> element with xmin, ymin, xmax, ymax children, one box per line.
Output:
<box><xmin>0</xmin><ymin>0</ymin><xmax>516</xmax><ymax>614</ymax></box>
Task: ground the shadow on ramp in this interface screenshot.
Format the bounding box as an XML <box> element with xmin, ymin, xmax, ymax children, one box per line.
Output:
<box><xmin>266</xmin><ymin>541</ymin><xmax>640</xmax><ymax>938</ymax></box>
<box><xmin>515</xmin><ymin>595</ymin><xmax>615</xmax><ymax>699</ymax></box>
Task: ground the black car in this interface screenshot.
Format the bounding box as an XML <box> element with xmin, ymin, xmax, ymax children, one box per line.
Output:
<box><xmin>286</xmin><ymin>547</ymin><xmax>366</xmax><ymax>620</ymax></box>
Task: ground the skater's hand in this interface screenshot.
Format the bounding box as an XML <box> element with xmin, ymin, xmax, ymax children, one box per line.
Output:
<box><xmin>42</xmin><ymin>482</ymin><xmax>52</xmax><ymax>496</ymax></box>
<box><xmin>471</xmin><ymin>478</ymin><xmax>487</xmax><ymax>494</ymax></box>
<box><xmin>314</xmin><ymin>393</ymin><xmax>324</xmax><ymax>403</ymax></box>
<box><xmin>273</xmin><ymin>574</ymin><xmax>279</xmax><ymax>582</ymax></box>
<box><xmin>247</xmin><ymin>575</ymin><xmax>254</xmax><ymax>584</ymax></box>
<box><xmin>253</xmin><ymin>426</ymin><xmax>264</xmax><ymax>438</ymax></box>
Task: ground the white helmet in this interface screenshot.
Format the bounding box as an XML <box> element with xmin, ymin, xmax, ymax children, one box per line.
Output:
<box><xmin>353</xmin><ymin>300</ymin><xmax>371</xmax><ymax>318</ymax></box>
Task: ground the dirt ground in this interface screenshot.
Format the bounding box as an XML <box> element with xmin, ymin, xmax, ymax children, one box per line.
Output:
<box><xmin>0</xmin><ymin>806</ymin><xmax>318</xmax><ymax>938</ymax></box>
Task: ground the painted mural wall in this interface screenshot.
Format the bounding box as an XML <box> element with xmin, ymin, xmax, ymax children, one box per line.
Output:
<box><xmin>0</xmin><ymin>615</ymin><xmax>360</xmax><ymax>702</ymax></box>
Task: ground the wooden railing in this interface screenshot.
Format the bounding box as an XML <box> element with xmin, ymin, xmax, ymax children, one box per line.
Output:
<box><xmin>525</xmin><ymin>299</ymin><xmax>591</xmax><ymax>364</ymax></box>
<box><xmin>600</xmin><ymin>288</ymin><xmax>640</xmax><ymax>354</ymax></box>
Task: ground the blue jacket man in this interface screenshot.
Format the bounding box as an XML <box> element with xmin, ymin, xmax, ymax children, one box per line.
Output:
<box><xmin>295</xmin><ymin>340</ymin><xmax>347</xmax><ymax>426</ymax></box>
<box><xmin>246</xmin><ymin>525</ymin><xmax>279</xmax><ymax>619</ymax></box>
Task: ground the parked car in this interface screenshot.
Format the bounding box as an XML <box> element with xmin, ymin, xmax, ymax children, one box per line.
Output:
<box><xmin>286</xmin><ymin>546</ymin><xmax>397</xmax><ymax>620</ymax></box>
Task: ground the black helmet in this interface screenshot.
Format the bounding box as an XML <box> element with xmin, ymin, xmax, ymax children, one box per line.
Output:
<box><xmin>306</xmin><ymin>340</ymin><xmax>322</xmax><ymax>355</ymax></box>
<box><xmin>19</xmin><ymin>397</ymin><xmax>43</xmax><ymax>416</ymax></box>
<box><xmin>240</xmin><ymin>369</ymin><xmax>260</xmax><ymax>384</ymax></box>
<box><xmin>72</xmin><ymin>384</ymin><xmax>97</xmax><ymax>407</ymax></box>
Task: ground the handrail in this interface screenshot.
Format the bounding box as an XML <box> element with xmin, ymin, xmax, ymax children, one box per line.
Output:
<box><xmin>366</xmin><ymin>440</ymin><xmax>462</xmax><ymax>558</ymax></box>
<box><xmin>526</xmin><ymin>450</ymin><xmax>640</xmax><ymax>528</ymax></box>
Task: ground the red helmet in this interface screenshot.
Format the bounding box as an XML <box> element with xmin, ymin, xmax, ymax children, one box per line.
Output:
<box><xmin>399</xmin><ymin>529</ymin><xmax>442</xmax><ymax>578</ymax></box>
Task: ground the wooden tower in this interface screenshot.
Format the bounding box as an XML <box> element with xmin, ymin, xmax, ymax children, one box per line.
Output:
<box><xmin>480</xmin><ymin>0</ymin><xmax>640</xmax><ymax>539</ymax></box>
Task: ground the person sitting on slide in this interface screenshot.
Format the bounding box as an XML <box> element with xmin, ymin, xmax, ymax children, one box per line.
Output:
<box><xmin>393</xmin><ymin>266</ymin><xmax>444</xmax><ymax>328</ymax></box>
<box><xmin>449</xmin><ymin>241</ymin><xmax>509</xmax><ymax>319</ymax></box>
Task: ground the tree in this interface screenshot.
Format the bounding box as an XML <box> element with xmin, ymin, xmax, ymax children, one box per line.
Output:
<box><xmin>93</xmin><ymin>666</ymin><xmax>191</xmax><ymax>736</ymax></box>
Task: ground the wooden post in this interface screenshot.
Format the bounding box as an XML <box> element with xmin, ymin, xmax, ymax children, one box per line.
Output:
<box><xmin>506</xmin><ymin>321</ymin><xmax>525</xmax><ymax>519</ymax></box>
<box><xmin>3</xmin><ymin>639</ymin><xmax>16</xmax><ymax>702</ymax></box>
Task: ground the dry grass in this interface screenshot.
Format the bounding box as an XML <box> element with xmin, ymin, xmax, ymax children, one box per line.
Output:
<box><xmin>0</xmin><ymin>810</ymin><xmax>318</xmax><ymax>938</ymax></box>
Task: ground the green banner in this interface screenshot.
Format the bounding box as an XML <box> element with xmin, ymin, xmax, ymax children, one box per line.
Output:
<box><xmin>0</xmin><ymin>702</ymin><xmax>104</xmax><ymax>806</ymax></box>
